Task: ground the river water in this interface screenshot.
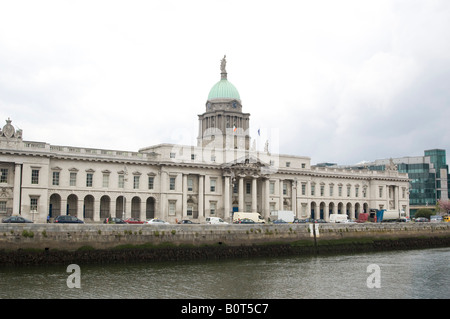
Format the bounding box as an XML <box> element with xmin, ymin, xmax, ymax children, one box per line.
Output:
<box><xmin>0</xmin><ymin>247</ymin><xmax>449</xmax><ymax>299</ymax></box>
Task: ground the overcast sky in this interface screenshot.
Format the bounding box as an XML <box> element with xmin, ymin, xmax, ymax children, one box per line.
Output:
<box><xmin>1</xmin><ymin>0</ymin><xmax>449</xmax><ymax>165</ymax></box>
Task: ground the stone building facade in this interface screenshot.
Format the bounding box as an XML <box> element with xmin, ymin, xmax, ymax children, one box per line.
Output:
<box><xmin>0</xmin><ymin>58</ymin><xmax>410</xmax><ymax>223</ymax></box>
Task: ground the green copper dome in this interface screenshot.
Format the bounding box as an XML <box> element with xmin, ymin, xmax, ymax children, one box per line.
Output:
<box><xmin>207</xmin><ymin>78</ymin><xmax>241</xmax><ymax>101</ymax></box>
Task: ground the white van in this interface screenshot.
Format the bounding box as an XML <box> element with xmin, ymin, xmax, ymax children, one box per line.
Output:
<box><xmin>206</xmin><ymin>217</ymin><xmax>228</xmax><ymax>224</ymax></box>
<box><xmin>329</xmin><ymin>214</ymin><xmax>349</xmax><ymax>223</ymax></box>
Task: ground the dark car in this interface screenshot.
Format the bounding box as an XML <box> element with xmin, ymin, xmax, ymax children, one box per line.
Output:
<box><xmin>272</xmin><ymin>219</ymin><xmax>288</xmax><ymax>224</ymax></box>
<box><xmin>178</xmin><ymin>219</ymin><xmax>198</xmax><ymax>224</ymax></box>
<box><xmin>234</xmin><ymin>218</ymin><xmax>255</xmax><ymax>224</ymax></box>
<box><xmin>415</xmin><ymin>217</ymin><xmax>429</xmax><ymax>222</ymax></box>
<box><xmin>2</xmin><ymin>216</ymin><xmax>33</xmax><ymax>223</ymax></box>
<box><xmin>104</xmin><ymin>217</ymin><xmax>126</xmax><ymax>224</ymax></box>
<box><xmin>54</xmin><ymin>215</ymin><xmax>84</xmax><ymax>224</ymax></box>
<box><xmin>293</xmin><ymin>219</ymin><xmax>307</xmax><ymax>223</ymax></box>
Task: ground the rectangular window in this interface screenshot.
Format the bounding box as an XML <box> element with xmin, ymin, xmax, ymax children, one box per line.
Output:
<box><xmin>329</xmin><ymin>185</ymin><xmax>334</xmax><ymax>197</ymax></box>
<box><xmin>118</xmin><ymin>175</ymin><xmax>125</xmax><ymax>188</ymax></box>
<box><xmin>103</xmin><ymin>174</ymin><xmax>109</xmax><ymax>188</ymax></box>
<box><xmin>269</xmin><ymin>182</ymin><xmax>275</xmax><ymax>195</ymax></box>
<box><xmin>347</xmin><ymin>186</ymin><xmax>351</xmax><ymax>197</ymax></box>
<box><xmin>169</xmin><ymin>201</ymin><xmax>176</xmax><ymax>216</ymax></box>
<box><xmin>283</xmin><ymin>183</ymin><xmax>287</xmax><ymax>195</ymax></box>
<box><xmin>31</xmin><ymin>169</ymin><xmax>39</xmax><ymax>184</ymax></box>
<box><xmin>170</xmin><ymin>177</ymin><xmax>176</xmax><ymax>191</ymax></box>
<box><xmin>246</xmin><ymin>182</ymin><xmax>251</xmax><ymax>194</ymax></box>
<box><xmin>355</xmin><ymin>187</ymin><xmax>359</xmax><ymax>198</ymax></box>
<box><xmin>70</xmin><ymin>172</ymin><xmax>77</xmax><ymax>186</ymax></box>
<box><xmin>0</xmin><ymin>201</ymin><xmax>6</xmax><ymax>213</ymax></box>
<box><xmin>52</xmin><ymin>172</ymin><xmax>60</xmax><ymax>186</ymax></box>
<box><xmin>133</xmin><ymin>176</ymin><xmax>140</xmax><ymax>189</ymax></box>
<box><xmin>301</xmin><ymin>183</ymin><xmax>306</xmax><ymax>196</ymax></box>
<box><xmin>30</xmin><ymin>197</ymin><xmax>38</xmax><ymax>211</ymax></box>
<box><xmin>338</xmin><ymin>186</ymin><xmax>342</xmax><ymax>197</ymax></box>
<box><xmin>286</xmin><ymin>162</ymin><xmax>291</xmax><ymax>167</ymax></box>
<box><xmin>210</xmin><ymin>179</ymin><xmax>216</xmax><ymax>192</ymax></box>
<box><xmin>311</xmin><ymin>185</ymin><xmax>315</xmax><ymax>196</ymax></box>
<box><xmin>379</xmin><ymin>186</ymin><xmax>383</xmax><ymax>198</ymax></box>
<box><xmin>148</xmin><ymin>176</ymin><xmax>154</xmax><ymax>190</ymax></box>
<box><xmin>187</xmin><ymin>177</ymin><xmax>193</xmax><ymax>191</ymax></box>
<box><xmin>320</xmin><ymin>185</ymin><xmax>324</xmax><ymax>196</ymax></box>
<box><xmin>0</xmin><ymin>168</ymin><xmax>8</xmax><ymax>183</ymax></box>
<box><xmin>170</xmin><ymin>152</ymin><xmax>176</xmax><ymax>159</ymax></box>
<box><xmin>210</xmin><ymin>202</ymin><xmax>216</xmax><ymax>215</ymax></box>
<box><xmin>187</xmin><ymin>206</ymin><xmax>193</xmax><ymax>216</ymax></box>
<box><xmin>270</xmin><ymin>203</ymin><xmax>276</xmax><ymax>212</ymax></box>
<box><xmin>86</xmin><ymin>173</ymin><xmax>93</xmax><ymax>187</ymax></box>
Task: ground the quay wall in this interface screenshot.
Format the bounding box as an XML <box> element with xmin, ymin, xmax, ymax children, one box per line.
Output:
<box><xmin>1</xmin><ymin>223</ymin><xmax>450</xmax><ymax>265</ymax></box>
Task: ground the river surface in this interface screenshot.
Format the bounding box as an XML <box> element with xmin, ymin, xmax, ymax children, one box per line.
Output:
<box><xmin>1</xmin><ymin>247</ymin><xmax>449</xmax><ymax>299</ymax></box>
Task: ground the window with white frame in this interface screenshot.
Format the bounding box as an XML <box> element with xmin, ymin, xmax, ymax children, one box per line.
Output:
<box><xmin>0</xmin><ymin>168</ymin><xmax>8</xmax><ymax>183</ymax></box>
<box><xmin>133</xmin><ymin>175</ymin><xmax>140</xmax><ymax>189</ymax></box>
<box><xmin>103</xmin><ymin>173</ymin><xmax>110</xmax><ymax>188</ymax></box>
<box><xmin>169</xmin><ymin>201</ymin><xmax>176</xmax><ymax>216</ymax></box>
<box><xmin>31</xmin><ymin>169</ymin><xmax>39</xmax><ymax>184</ymax></box>
<box><xmin>210</xmin><ymin>202</ymin><xmax>216</xmax><ymax>215</ymax></box>
<box><xmin>70</xmin><ymin>172</ymin><xmax>77</xmax><ymax>186</ymax></box>
<box><xmin>86</xmin><ymin>173</ymin><xmax>93</xmax><ymax>187</ymax></box>
<box><xmin>169</xmin><ymin>177</ymin><xmax>176</xmax><ymax>191</ymax></box>
<box><xmin>118</xmin><ymin>175</ymin><xmax>125</xmax><ymax>188</ymax></box>
<box><xmin>30</xmin><ymin>197</ymin><xmax>38</xmax><ymax>211</ymax></box>
<box><xmin>148</xmin><ymin>176</ymin><xmax>154</xmax><ymax>190</ymax></box>
<box><xmin>52</xmin><ymin>171</ymin><xmax>60</xmax><ymax>186</ymax></box>
<box><xmin>210</xmin><ymin>179</ymin><xmax>216</xmax><ymax>192</ymax></box>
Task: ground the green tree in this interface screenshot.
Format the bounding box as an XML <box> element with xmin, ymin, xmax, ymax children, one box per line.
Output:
<box><xmin>415</xmin><ymin>208</ymin><xmax>434</xmax><ymax>219</ymax></box>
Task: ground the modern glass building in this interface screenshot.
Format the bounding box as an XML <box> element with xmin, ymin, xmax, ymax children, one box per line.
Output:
<box><xmin>328</xmin><ymin>149</ymin><xmax>449</xmax><ymax>217</ymax></box>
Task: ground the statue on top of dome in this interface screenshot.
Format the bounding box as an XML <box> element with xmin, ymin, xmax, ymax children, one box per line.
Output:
<box><xmin>220</xmin><ymin>55</ymin><xmax>227</xmax><ymax>73</ymax></box>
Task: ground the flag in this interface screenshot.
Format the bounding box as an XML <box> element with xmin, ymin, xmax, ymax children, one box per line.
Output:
<box><xmin>233</xmin><ymin>125</ymin><xmax>237</xmax><ymax>132</ymax></box>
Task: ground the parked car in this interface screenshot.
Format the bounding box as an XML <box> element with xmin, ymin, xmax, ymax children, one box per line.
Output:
<box><xmin>144</xmin><ymin>219</ymin><xmax>169</xmax><ymax>224</ymax></box>
<box><xmin>234</xmin><ymin>218</ymin><xmax>255</xmax><ymax>224</ymax></box>
<box><xmin>2</xmin><ymin>216</ymin><xmax>33</xmax><ymax>223</ymax></box>
<box><xmin>293</xmin><ymin>219</ymin><xmax>307</xmax><ymax>223</ymax></box>
<box><xmin>177</xmin><ymin>219</ymin><xmax>198</xmax><ymax>224</ymax></box>
<box><xmin>54</xmin><ymin>215</ymin><xmax>84</xmax><ymax>223</ymax></box>
<box><xmin>123</xmin><ymin>218</ymin><xmax>144</xmax><ymax>224</ymax></box>
<box><xmin>104</xmin><ymin>217</ymin><xmax>126</xmax><ymax>224</ymax></box>
<box><xmin>272</xmin><ymin>219</ymin><xmax>288</xmax><ymax>224</ymax></box>
<box><xmin>415</xmin><ymin>217</ymin><xmax>429</xmax><ymax>222</ymax></box>
<box><xmin>315</xmin><ymin>219</ymin><xmax>328</xmax><ymax>223</ymax></box>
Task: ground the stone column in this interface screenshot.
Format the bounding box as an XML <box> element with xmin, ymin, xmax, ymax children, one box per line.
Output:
<box><xmin>279</xmin><ymin>179</ymin><xmax>284</xmax><ymax>210</ymax></box>
<box><xmin>140</xmin><ymin>200</ymin><xmax>146</xmax><ymax>222</ymax></box>
<box><xmin>13</xmin><ymin>163</ymin><xmax>22</xmax><ymax>215</ymax></box>
<box><xmin>199</xmin><ymin>175</ymin><xmax>204</xmax><ymax>218</ymax></box>
<box><xmin>94</xmin><ymin>198</ymin><xmax>101</xmax><ymax>222</ymax></box>
<box><xmin>264</xmin><ymin>178</ymin><xmax>270</xmax><ymax>220</ymax></box>
<box><xmin>238</xmin><ymin>175</ymin><xmax>244</xmax><ymax>212</ymax></box>
<box><xmin>252</xmin><ymin>176</ymin><xmax>257</xmax><ymax>213</ymax></box>
<box><xmin>291</xmin><ymin>180</ymin><xmax>297</xmax><ymax>217</ymax></box>
<box><xmin>224</xmin><ymin>175</ymin><xmax>230</xmax><ymax>220</ymax></box>
<box><xmin>110</xmin><ymin>198</ymin><xmax>117</xmax><ymax>218</ymax></box>
<box><xmin>77</xmin><ymin>199</ymin><xmax>84</xmax><ymax>220</ymax></box>
<box><xmin>182</xmin><ymin>174</ymin><xmax>187</xmax><ymax>218</ymax></box>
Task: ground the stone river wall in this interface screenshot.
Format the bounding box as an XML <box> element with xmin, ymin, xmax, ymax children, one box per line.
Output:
<box><xmin>0</xmin><ymin>223</ymin><xmax>449</xmax><ymax>265</ymax></box>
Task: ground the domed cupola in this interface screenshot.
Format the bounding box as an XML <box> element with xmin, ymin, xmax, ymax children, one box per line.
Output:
<box><xmin>206</xmin><ymin>56</ymin><xmax>242</xmax><ymax>111</ymax></box>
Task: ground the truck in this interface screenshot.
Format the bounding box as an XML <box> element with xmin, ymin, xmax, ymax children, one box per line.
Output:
<box><xmin>357</xmin><ymin>209</ymin><xmax>378</xmax><ymax>223</ymax></box>
<box><xmin>232</xmin><ymin>212</ymin><xmax>265</xmax><ymax>224</ymax></box>
<box><xmin>329</xmin><ymin>214</ymin><xmax>349</xmax><ymax>223</ymax></box>
<box><xmin>377</xmin><ymin>209</ymin><xmax>407</xmax><ymax>222</ymax></box>
<box><xmin>270</xmin><ymin>210</ymin><xmax>295</xmax><ymax>223</ymax></box>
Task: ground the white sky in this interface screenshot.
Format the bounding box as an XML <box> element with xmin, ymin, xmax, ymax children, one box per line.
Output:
<box><xmin>1</xmin><ymin>0</ymin><xmax>449</xmax><ymax>165</ymax></box>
